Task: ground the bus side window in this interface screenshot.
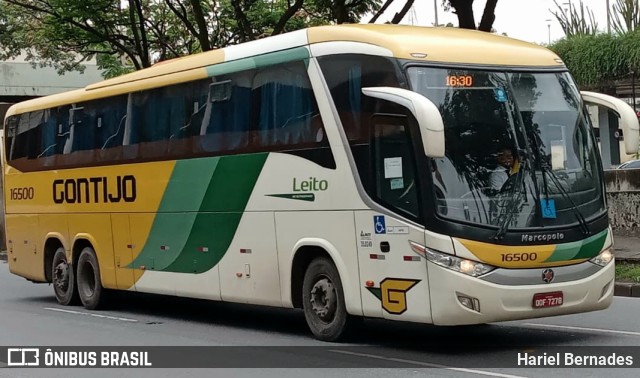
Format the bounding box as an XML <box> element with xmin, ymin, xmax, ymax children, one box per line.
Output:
<box><xmin>371</xmin><ymin>115</ymin><xmax>420</xmax><ymax>219</ymax></box>
<box><xmin>40</xmin><ymin>109</ymin><xmax>58</xmax><ymax>159</ymax></box>
<box><xmin>70</xmin><ymin>105</ymin><xmax>96</xmax><ymax>153</ymax></box>
<box><xmin>251</xmin><ymin>62</ymin><xmax>319</xmax><ymax>148</ymax></box>
<box><xmin>198</xmin><ymin>73</ymin><xmax>252</xmax><ymax>154</ymax></box>
<box><xmin>11</xmin><ymin>113</ymin><xmax>36</xmax><ymax>161</ymax></box>
<box><xmin>318</xmin><ymin>54</ymin><xmax>405</xmax><ymax>202</ymax></box>
<box><xmin>96</xmin><ymin>96</ymin><xmax>128</xmax><ymax>150</ymax></box>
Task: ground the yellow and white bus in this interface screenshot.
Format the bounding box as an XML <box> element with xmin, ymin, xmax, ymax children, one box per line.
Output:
<box><xmin>3</xmin><ymin>24</ymin><xmax>639</xmax><ymax>341</ymax></box>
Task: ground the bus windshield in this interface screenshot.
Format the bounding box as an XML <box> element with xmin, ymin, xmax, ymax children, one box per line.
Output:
<box><xmin>407</xmin><ymin>67</ymin><xmax>605</xmax><ymax>230</ymax></box>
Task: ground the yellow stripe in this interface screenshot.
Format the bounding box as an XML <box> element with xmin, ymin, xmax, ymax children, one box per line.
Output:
<box><xmin>308</xmin><ymin>25</ymin><xmax>563</xmax><ymax>67</ymax></box>
<box><xmin>4</xmin><ymin>160</ymin><xmax>176</xmax><ymax>214</ymax></box>
<box><xmin>86</xmin><ymin>49</ymin><xmax>225</xmax><ymax>90</ymax></box>
<box><xmin>456</xmin><ymin>238</ymin><xmax>565</xmax><ymax>268</ymax></box>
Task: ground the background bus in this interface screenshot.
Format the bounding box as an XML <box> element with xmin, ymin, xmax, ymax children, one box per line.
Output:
<box><xmin>3</xmin><ymin>24</ymin><xmax>639</xmax><ymax>341</ymax></box>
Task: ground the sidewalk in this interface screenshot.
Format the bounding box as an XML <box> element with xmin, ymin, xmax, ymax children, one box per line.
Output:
<box><xmin>612</xmin><ymin>232</ymin><xmax>640</xmax><ymax>261</ymax></box>
<box><xmin>612</xmin><ymin>232</ymin><xmax>640</xmax><ymax>298</ymax></box>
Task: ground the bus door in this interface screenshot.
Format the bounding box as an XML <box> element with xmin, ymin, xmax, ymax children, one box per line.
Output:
<box><xmin>355</xmin><ymin>113</ymin><xmax>432</xmax><ymax>323</ymax></box>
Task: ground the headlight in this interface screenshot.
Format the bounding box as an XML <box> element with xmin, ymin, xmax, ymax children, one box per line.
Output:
<box><xmin>589</xmin><ymin>249</ymin><xmax>613</xmax><ymax>267</ymax></box>
<box><xmin>410</xmin><ymin>241</ymin><xmax>495</xmax><ymax>277</ymax></box>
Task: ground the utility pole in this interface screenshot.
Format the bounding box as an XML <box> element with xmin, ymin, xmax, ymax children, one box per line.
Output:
<box><xmin>546</xmin><ymin>19</ymin><xmax>552</xmax><ymax>45</ymax></box>
<box><xmin>606</xmin><ymin>0</ymin><xmax>611</xmax><ymax>34</ymax></box>
<box><xmin>434</xmin><ymin>0</ymin><xmax>439</xmax><ymax>26</ymax></box>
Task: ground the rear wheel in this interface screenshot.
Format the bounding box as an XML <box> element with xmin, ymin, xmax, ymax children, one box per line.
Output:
<box><xmin>77</xmin><ymin>247</ymin><xmax>105</xmax><ymax>310</ymax></box>
<box><xmin>302</xmin><ymin>258</ymin><xmax>349</xmax><ymax>341</ymax></box>
<box><xmin>52</xmin><ymin>247</ymin><xmax>78</xmax><ymax>305</ymax></box>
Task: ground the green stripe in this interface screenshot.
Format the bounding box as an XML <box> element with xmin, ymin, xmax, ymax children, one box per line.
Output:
<box><xmin>163</xmin><ymin>153</ymin><xmax>268</xmax><ymax>273</ymax></box>
<box><xmin>366</xmin><ymin>287</ymin><xmax>382</xmax><ymax>301</ymax></box>
<box><xmin>206</xmin><ymin>47</ymin><xmax>310</xmax><ymax>77</ymax></box>
<box><xmin>131</xmin><ymin>213</ymin><xmax>199</xmax><ymax>270</ymax></box>
<box><xmin>544</xmin><ymin>229</ymin><xmax>608</xmax><ymax>263</ymax></box>
<box><xmin>129</xmin><ymin>153</ymin><xmax>268</xmax><ymax>273</ymax></box>
<box><xmin>160</xmin><ymin>158</ymin><xmax>220</xmax><ymax>212</ymax></box>
<box><xmin>573</xmin><ymin>230</ymin><xmax>608</xmax><ymax>259</ymax></box>
<box><xmin>128</xmin><ymin>158</ymin><xmax>219</xmax><ymax>270</ymax></box>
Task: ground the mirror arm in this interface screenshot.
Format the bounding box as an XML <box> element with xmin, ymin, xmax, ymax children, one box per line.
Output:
<box><xmin>362</xmin><ymin>87</ymin><xmax>445</xmax><ymax>158</ymax></box>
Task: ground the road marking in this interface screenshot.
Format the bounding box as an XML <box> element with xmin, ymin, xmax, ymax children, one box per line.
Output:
<box><xmin>329</xmin><ymin>350</ymin><xmax>528</xmax><ymax>378</ymax></box>
<box><xmin>524</xmin><ymin>323</ymin><xmax>640</xmax><ymax>337</ymax></box>
<box><xmin>44</xmin><ymin>307</ymin><xmax>138</xmax><ymax>322</ymax></box>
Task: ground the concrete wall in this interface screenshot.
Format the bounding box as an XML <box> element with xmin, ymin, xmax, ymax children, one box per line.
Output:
<box><xmin>1</xmin><ymin>60</ymin><xmax>103</xmax><ymax>97</ymax></box>
<box><xmin>605</xmin><ymin>169</ymin><xmax>640</xmax><ymax>232</ymax></box>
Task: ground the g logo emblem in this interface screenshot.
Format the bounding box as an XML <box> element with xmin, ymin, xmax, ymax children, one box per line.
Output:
<box><xmin>366</xmin><ymin>278</ymin><xmax>420</xmax><ymax>315</ymax></box>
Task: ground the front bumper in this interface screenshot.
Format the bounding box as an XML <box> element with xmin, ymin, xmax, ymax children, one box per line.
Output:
<box><xmin>428</xmin><ymin>259</ymin><xmax>615</xmax><ymax>325</ymax></box>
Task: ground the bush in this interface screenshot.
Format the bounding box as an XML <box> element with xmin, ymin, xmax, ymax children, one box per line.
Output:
<box><xmin>550</xmin><ymin>30</ymin><xmax>640</xmax><ymax>88</ymax></box>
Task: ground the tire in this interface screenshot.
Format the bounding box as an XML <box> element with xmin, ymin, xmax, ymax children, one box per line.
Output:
<box><xmin>302</xmin><ymin>257</ymin><xmax>350</xmax><ymax>341</ymax></box>
<box><xmin>76</xmin><ymin>246</ymin><xmax>105</xmax><ymax>310</ymax></box>
<box><xmin>52</xmin><ymin>247</ymin><xmax>79</xmax><ymax>306</ymax></box>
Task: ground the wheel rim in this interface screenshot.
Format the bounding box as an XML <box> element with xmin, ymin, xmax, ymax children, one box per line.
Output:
<box><xmin>80</xmin><ymin>261</ymin><xmax>95</xmax><ymax>298</ymax></box>
<box><xmin>53</xmin><ymin>259</ymin><xmax>70</xmax><ymax>293</ymax></box>
<box><xmin>309</xmin><ymin>275</ymin><xmax>337</xmax><ymax>322</ymax></box>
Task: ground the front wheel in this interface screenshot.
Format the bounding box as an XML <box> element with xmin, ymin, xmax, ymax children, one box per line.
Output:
<box><xmin>52</xmin><ymin>247</ymin><xmax>78</xmax><ymax>306</ymax></box>
<box><xmin>302</xmin><ymin>258</ymin><xmax>350</xmax><ymax>341</ymax></box>
<box><xmin>77</xmin><ymin>247</ymin><xmax>106</xmax><ymax>310</ymax></box>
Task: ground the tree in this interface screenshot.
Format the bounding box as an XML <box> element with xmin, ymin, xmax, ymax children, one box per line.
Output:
<box><xmin>0</xmin><ymin>0</ymin><xmax>383</xmax><ymax>77</ymax></box>
<box><xmin>551</xmin><ymin>0</ymin><xmax>598</xmax><ymax>38</ymax></box>
<box><xmin>612</xmin><ymin>0</ymin><xmax>640</xmax><ymax>34</ymax></box>
<box><xmin>0</xmin><ymin>0</ymin><xmax>198</xmax><ymax>74</ymax></box>
<box><xmin>443</xmin><ymin>0</ymin><xmax>499</xmax><ymax>32</ymax></box>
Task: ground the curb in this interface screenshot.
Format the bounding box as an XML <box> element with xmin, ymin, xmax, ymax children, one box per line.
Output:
<box><xmin>614</xmin><ymin>282</ymin><xmax>640</xmax><ymax>297</ymax></box>
<box><xmin>617</xmin><ymin>257</ymin><xmax>640</xmax><ymax>263</ymax></box>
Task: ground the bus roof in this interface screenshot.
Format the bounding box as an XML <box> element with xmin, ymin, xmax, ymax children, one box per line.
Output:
<box><xmin>5</xmin><ymin>24</ymin><xmax>563</xmax><ymax>118</ymax></box>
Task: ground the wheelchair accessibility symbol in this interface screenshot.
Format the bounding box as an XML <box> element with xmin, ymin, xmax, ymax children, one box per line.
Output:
<box><xmin>374</xmin><ymin>216</ymin><xmax>386</xmax><ymax>234</ymax></box>
<box><xmin>540</xmin><ymin>198</ymin><xmax>557</xmax><ymax>219</ymax></box>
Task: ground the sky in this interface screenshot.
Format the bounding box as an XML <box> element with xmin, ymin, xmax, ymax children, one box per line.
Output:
<box><xmin>377</xmin><ymin>0</ymin><xmax>612</xmax><ymax>45</ymax></box>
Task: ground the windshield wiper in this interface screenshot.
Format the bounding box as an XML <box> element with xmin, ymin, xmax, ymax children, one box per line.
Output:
<box><xmin>529</xmin><ymin>117</ymin><xmax>591</xmax><ymax>236</ymax></box>
<box><xmin>492</xmin><ymin>155</ymin><xmax>529</xmax><ymax>240</ymax></box>
<box><xmin>540</xmin><ymin>165</ymin><xmax>591</xmax><ymax>236</ymax></box>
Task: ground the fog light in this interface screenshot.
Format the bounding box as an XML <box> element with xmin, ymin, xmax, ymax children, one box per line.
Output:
<box><xmin>600</xmin><ymin>280</ymin><xmax>613</xmax><ymax>299</ymax></box>
<box><xmin>457</xmin><ymin>293</ymin><xmax>481</xmax><ymax>312</ymax></box>
<box><xmin>458</xmin><ymin>295</ymin><xmax>473</xmax><ymax>310</ymax></box>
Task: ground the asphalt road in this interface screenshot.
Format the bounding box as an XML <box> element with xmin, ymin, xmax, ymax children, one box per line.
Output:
<box><xmin>1</xmin><ymin>260</ymin><xmax>639</xmax><ymax>378</ymax></box>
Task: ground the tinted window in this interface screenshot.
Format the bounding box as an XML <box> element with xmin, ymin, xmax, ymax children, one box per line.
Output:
<box><xmin>319</xmin><ymin>55</ymin><xmax>408</xmax><ymax>211</ymax></box>
<box><xmin>5</xmin><ymin>58</ymin><xmax>334</xmax><ymax>171</ymax></box>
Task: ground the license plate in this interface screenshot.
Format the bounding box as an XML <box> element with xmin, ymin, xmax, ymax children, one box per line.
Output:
<box><xmin>532</xmin><ymin>291</ymin><xmax>563</xmax><ymax>308</ymax></box>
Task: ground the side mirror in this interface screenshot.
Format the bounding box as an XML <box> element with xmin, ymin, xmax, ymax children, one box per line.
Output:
<box><xmin>581</xmin><ymin>91</ymin><xmax>639</xmax><ymax>154</ymax></box>
<box><xmin>362</xmin><ymin>87</ymin><xmax>445</xmax><ymax>158</ymax></box>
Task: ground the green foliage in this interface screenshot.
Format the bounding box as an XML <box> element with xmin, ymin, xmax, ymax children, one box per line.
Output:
<box><xmin>615</xmin><ymin>261</ymin><xmax>640</xmax><ymax>282</ymax></box>
<box><xmin>550</xmin><ymin>29</ymin><xmax>640</xmax><ymax>88</ymax></box>
<box><xmin>0</xmin><ymin>0</ymin><xmax>383</xmax><ymax>78</ymax></box>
